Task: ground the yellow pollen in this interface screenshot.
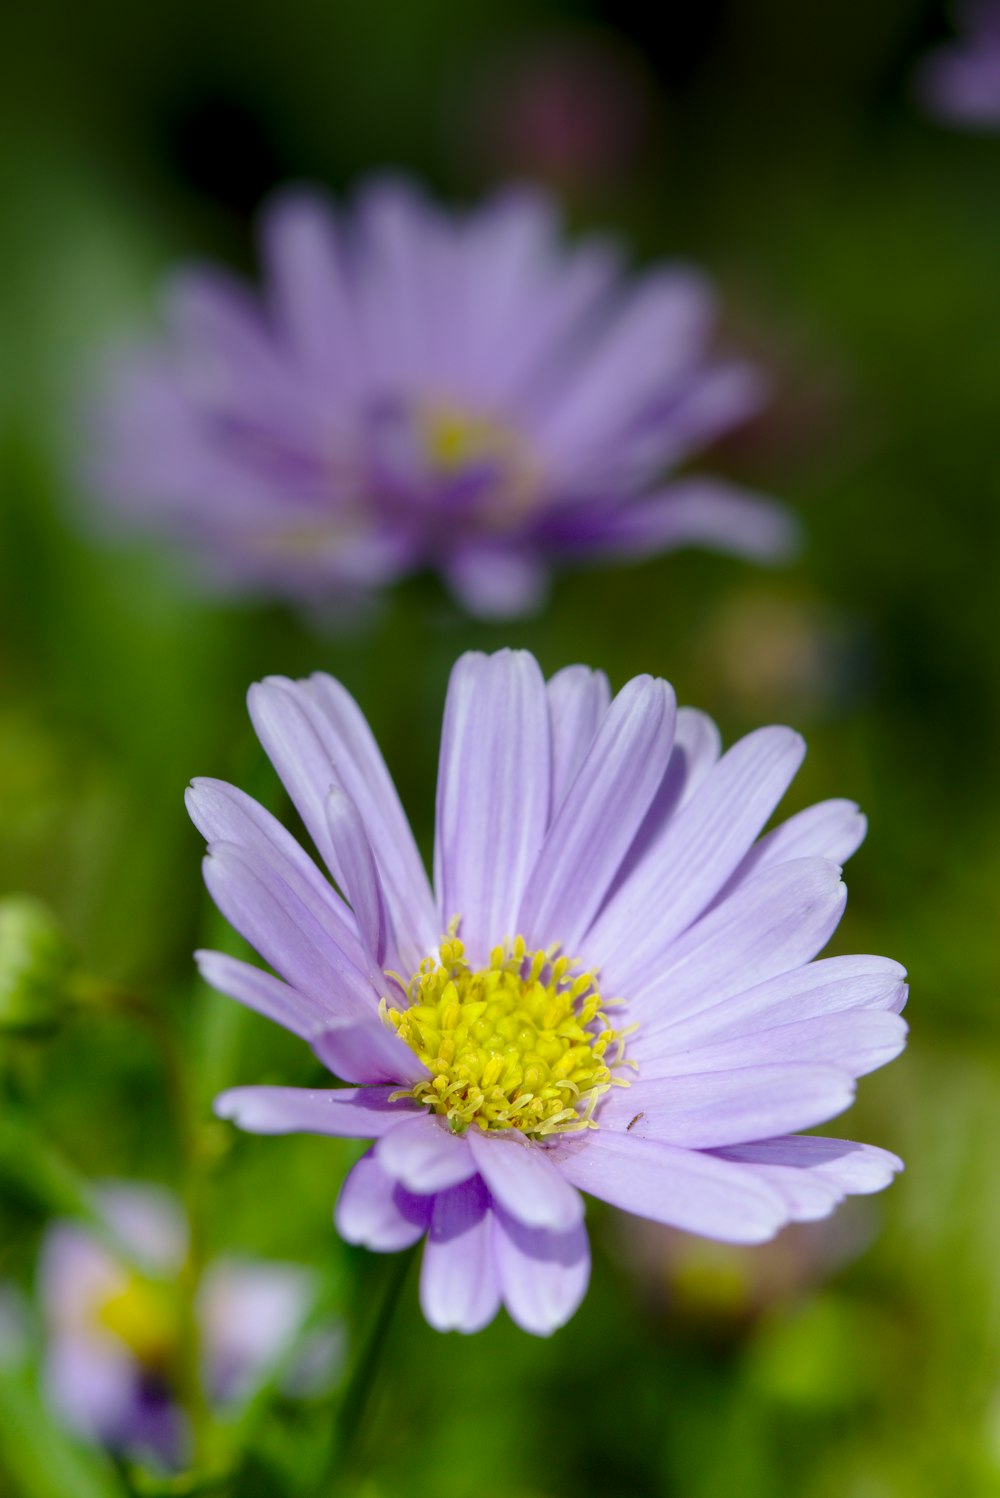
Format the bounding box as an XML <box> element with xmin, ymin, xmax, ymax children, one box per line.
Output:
<box><xmin>382</xmin><ymin>935</ymin><xmax>632</xmax><ymax>1137</ymax></box>
<box><xmin>93</xmin><ymin>1275</ymin><xmax>180</xmax><ymax>1371</ymax></box>
<box><xmin>417</xmin><ymin>405</ymin><xmax>542</xmax><ymax>528</ymax></box>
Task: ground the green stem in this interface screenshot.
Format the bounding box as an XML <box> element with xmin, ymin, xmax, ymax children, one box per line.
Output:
<box><xmin>70</xmin><ymin>979</ymin><xmax>198</xmax><ymax>1165</ymax></box>
<box><xmin>322</xmin><ymin>1249</ymin><xmax>413</xmax><ymax>1493</ymax></box>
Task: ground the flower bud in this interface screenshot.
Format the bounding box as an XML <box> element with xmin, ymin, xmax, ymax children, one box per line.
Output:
<box><xmin>0</xmin><ymin>896</ymin><xmax>75</xmax><ymax>1034</ymax></box>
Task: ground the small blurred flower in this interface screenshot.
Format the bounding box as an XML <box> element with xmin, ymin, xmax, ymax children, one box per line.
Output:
<box><xmin>464</xmin><ymin>29</ymin><xmax>654</xmax><ymax>194</ymax></box>
<box><xmin>191</xmin><ymin>649</ymin><xmax>906</xmax><ymax>1337</ymax></box>
<box><xmin>39</xmin><ymin>1184</ymin><xmax>326</xmax><ymax>1463</ymax></box>
<box><xmin>693</xmin><ymin>589</ymin><xmax>869</xmax><ymax>721</ymax></box>
<box><xmin>89</xmin><ymin>180</ymin><xmax>795</xmax><ymax>620</ymax></box>
<box><xmin>915</xmin><ymin>3</ymin><xmax>1000</xmax><ymax>128</ymax></box>
<box><xmin>613</xmin><ymin>1205</ymin><xmax>874</xmax><ymax>1332</ymax></box>
<box><xmin>0</xmin><ymin>895</ymin><xmax>75</xmax><ymax>1034</ymax></box>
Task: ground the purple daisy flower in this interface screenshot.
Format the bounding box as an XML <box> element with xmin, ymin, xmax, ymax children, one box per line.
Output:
<box><xmin>39</xmin><ymin>1184</ymin><xmax>322</xmax><ymax>1463</ymax></box>
<box><xmin>915</xmin><ymin>3</ymin><xmax>1000</xmax><ymax>128</ymax></box>
<box><xmin>190</xmin><ymin>649</ymin><xmax>906</xmax><ymax>1337</ymax></box>
<box><xmin>91</xmin><ymin>180</ymin><xmax>795</xmax><ymax>619</ymax></box>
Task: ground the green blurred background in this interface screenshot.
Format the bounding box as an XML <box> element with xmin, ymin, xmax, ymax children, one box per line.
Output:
<box><xmin>2</xmin><ymin>0</ymin><xmax>999</xmax><ymax>1493</ymax></box>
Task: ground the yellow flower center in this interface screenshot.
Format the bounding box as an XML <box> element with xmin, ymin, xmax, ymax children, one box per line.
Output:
<box><xmin>93</xmin><ymin>1275</ymin><xmax>180</xmax><ymax>1371</ymax></box>
<box><xmin>417</xmin><ymin>405</ymin><xmax>542</xmax><ymax>527</ymax></box>
<box><xmin>383</xmin><ymin>934</ymin><xmax>632</xmax><ymax>1137</ymax></box>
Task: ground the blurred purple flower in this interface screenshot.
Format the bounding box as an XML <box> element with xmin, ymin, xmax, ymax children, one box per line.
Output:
<box><xmin>467</xmin><ymin>30</ymin><xmax>654</xmax><ymax>192</ymax></box>
<box><xmin>915</xmin><ymin>3</ymin><xmax>1000</xmax><ymax>127</ymax></box>
<box><xmin>91</xmin><ymin>181</ymin><xmax>795</xmax><ymax>619</ymax></box>
<box><xmin>190</xmin><ymin>649</ymin><xmax>906</xmax><ymax>1337</ymax></box>
<box><xmin>39</xmin><ymin>1184</ymin><xmax>321</xmax><ymax>1463</ymax></box>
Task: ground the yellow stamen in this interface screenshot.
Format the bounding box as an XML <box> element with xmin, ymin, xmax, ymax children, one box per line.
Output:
<box><xmin>383</xmin><ymin>934</ymin><xmax>632</xmax><ymax>1137</ymax></box>
<box><xmin>417</xmin><ymin>405</ymin><xmax>542</xmax><ymax>528</ymax></box>
<box><xmin>94</xmin><ymin>1275</ymin><xmax>180</xmax><ymax>1371</ymax></box>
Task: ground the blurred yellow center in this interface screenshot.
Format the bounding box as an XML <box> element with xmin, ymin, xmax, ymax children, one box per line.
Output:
<box><xmin>94</xmin><ymin>1275</ymin><xmax>179</xmax><ymax>1371</ymax></box>
<box><xmin>418</xmin><ymin>405</ymin><xmax>541</xmax><ymax>524</ymax></box>
<box><xmin>383</xmin><ymin>934</ymin><xmax>631</xmax><ymax>1136</ymax></box>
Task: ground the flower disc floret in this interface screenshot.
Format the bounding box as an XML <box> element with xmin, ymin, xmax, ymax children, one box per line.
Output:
<box><xmin>95</xmin><ymin>1275</ymin><xmax>180</xmax><ymax>1371</ymax></box>
<box><xmin>383</xmin><ymin>935</ymin><xmax>630</xmax><ymax>1136</ymax></box>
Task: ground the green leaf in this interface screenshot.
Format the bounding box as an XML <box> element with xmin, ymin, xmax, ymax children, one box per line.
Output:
<box><xmin>0</xmin><ymin>1365</ymin><xmax>122</xmax><ymax>1498</ymax></box>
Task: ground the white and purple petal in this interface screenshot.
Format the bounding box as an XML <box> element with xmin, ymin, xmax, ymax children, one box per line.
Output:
<box><xmin>711</xmin><ymin>1136</ymin><xmax>903</xmax><ymax>1222</ymax></box>
<box><xmin>493</xmin><ymin>1207</ymin><xmax>590</xmax><ymax>1337</ymax></box>
<box><xmin>376</xmin><ymin>1114</ymin><xmax>478</xmax><ymax>1194</ymax></box>
<box><xmin>335</xmin><ymin>1152</ymin><xmax>433</xmax><ymax>1251</ymax></box>
<box><xmin>434</xmin><ymin>650</ymin><xmax>551</xmax><ymax>960</ymax></box>
<box><xmin>519</xmin><ymin>673</ymin><xmax>675</xmax><ymax>951</ymax></box>
<box><xmin>554</xmin><ymin>1133</ymin><xmax>788</xmax><ymax>1244</ymax></box>
<box><xmin>214</xmin><ymin>1086</ymin><xmax>413</xmax><ymax>1138</ymax></box>
<box><xmin>420</xmin><ymin>1178</ymin><xmax>501</xmax><ymax>1334</ymax></box>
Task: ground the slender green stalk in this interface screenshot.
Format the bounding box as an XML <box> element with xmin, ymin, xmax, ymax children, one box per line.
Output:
<box><xmin>321</xmin><ymin>1249</ymin><xmax>414</xmax><ymax>1494</ymax></box>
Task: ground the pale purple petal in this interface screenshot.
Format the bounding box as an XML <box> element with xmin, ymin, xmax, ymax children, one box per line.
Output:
<box><xmin>671</xmin><ymin>708</ymin><xmax>723</xmax><ymax>807</ymax></box>
<box><xmin>324</xmin><ymin>786</ymin><xmax>386</xmax><ymax>962</ymax></box>
<box><xmin>648</xmin><ymin>954</ymin><xmax>909</xmax><ymax>1052</ymax></box>
<box><xmin>200</xmin><ymin>1259</ymin><xmax>315</xmax><ymax>1403</ymax></box>
<box><xmin>198</xmin><ymin>939</ymin><xmax>340</xmax><ymax>1038</ymax></box>
<box><xmin>712</xmin><ymin>1136</ymin><xmax>903</xmax><ymax>1221</ymax></box>
<box><xmin>420</xmin><ymin>1177</ymin><xmax>501</xmax><ymax>1334</ymax></box>
<box><xmin>546</xmin><ymin>664</ymin><xmax>612</xmax><ymax>809</ymax></box>
<box><xmin>444</xmin><ymin>545</ymin><xmax>550</xmax><ymax>620</ymax></box>
<box><xmin>554</xmin><ymin>1133</ymin><xmax>787</xmax><ymax>1243</ymax></box>
<box><xmin>713</xmin><ymin>798</ymin><xmax>867</xmax><ymax>907</ymax></box>
<box><xmin>43</xmin><ymin>1334</ymin><xmax>140</xmax><ymax>1444</ymax></box>
<box><xmin>335</xmin><ymin>1151</ymin><xmax>433</xmax><ymax>1250</ymax></box>
<box><xmin>551</xmin><ymin>478</ymin><xmax>798</xmax><ymax>562</ymax></box>
<box><xmin>248</xmin><ymin>676</ymin><xmax>437</xmax><ymax>970</ymax></box>
<box><xmin>164</xmin><ymin>268</ymin><xmax>301</xmax><ymax>427</ymax></box>
<box><xmin>311</xmin><ymin>1017</ymin><xmax>429</xmax><ymax>1086</ymax></box>
<box><xmin>493</xmin><ymin>1206</ymin><xmax>590</xmax><ymax>1336</ymax></box>
<box><xmin>638</xmin><ymin>1009</ymin><xmax>907</xmax><ymax>1082</ymax></box>
<box><xmin>294</xmin><ymin>672</ymin><xmax>441</xmax><ymax>965</ymax></box>
<box><xmin>459</xmin><ymin>189</ymin><xmax>620</xmax><ymax>406</ymax></box>
<box><xmin>535</xmin><ymin>268</ymin><xmax>716</xmax><ymax>464</ymax></box>
<box><xmin>598</xmin><ymin>1063</ymin><xmax>856</xmax><ymax>1147</ymax></box>
<box><xmin>202</xmin><ymin>843</ymin><xmax>378</xmax><ymax>1019</ymax></box>
<box><xmin>520</xmin><ymin>675</ymin><xmax>675</xmax><ymax>951</ymax></box>
<box><xmin>466</xmin><ymin>1129</ymin><xmax>583</xmax><ymax>1231</ymax></box>
<box><xmin>434</xmin><ymin>651</ymin><xmax>551</xmax><ymax>959</ymax></box>
<box><xmin>96</xmin><ymin>1185</ymin><xmax>189</xmax><ymax>1268</ymax></box>
<box><xmin>348</xmin><ymin>179</ymin><xmax>449</xmax><ymax>387</ymax></box>
<box><xmin>261</xmin><ymin>190</ymin><xmax>357</xmax><ymax>390</ymax></box>
<box><xmin>590</xmin><ymin>725</ymin><xmax>806</xmax><ymax>990</ymax></box>
<box><xmin>627</xmin><ymin>858</ymin><xmax>847</xmax><ymax>1039</ymax></box>
<box><xmin>596</xmin><ymin>704</ymin><xmax>722</xmax><ymax>910</ymax></box>
<box><xmin>214</xmin><ymin>1085</ymin><xmax>411</xmax><ymax>1137</ymax></box>
<box><xmin>376</xmin><ymin>1113</ymin><xmax>478</xmax><ymax>1193</ymax></box>
<box><xmin>186</xmin><ymin>777</ymin><xmax>368</xmax><ymax>965</ymax></box>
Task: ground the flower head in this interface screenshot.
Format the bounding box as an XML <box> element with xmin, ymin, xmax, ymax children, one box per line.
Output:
<box><xmin>191</xmin><ymin>650</ymin><xmax>906</xmax><ymax>1336</ymax></box>
<box><xmin>915</xmin><ymin>2</ymin><xmax>1000</xmax><ymax>128</ymax></box>
<box><xmin>92</xmin><ymin>181</ymin><xmax>795</xmax><ymax>618</ymax></box>
<box><xmin>39</xmin><ymin>1184</ymin><xmax>321</xmax><ymax>1462</ymax></box>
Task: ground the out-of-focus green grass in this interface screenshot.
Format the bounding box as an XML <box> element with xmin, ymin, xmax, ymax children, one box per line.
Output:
<box><xmin>2</xmin><ymin>1</ymin><xmax>1000</xmax><ymax>1493</ymax></box>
